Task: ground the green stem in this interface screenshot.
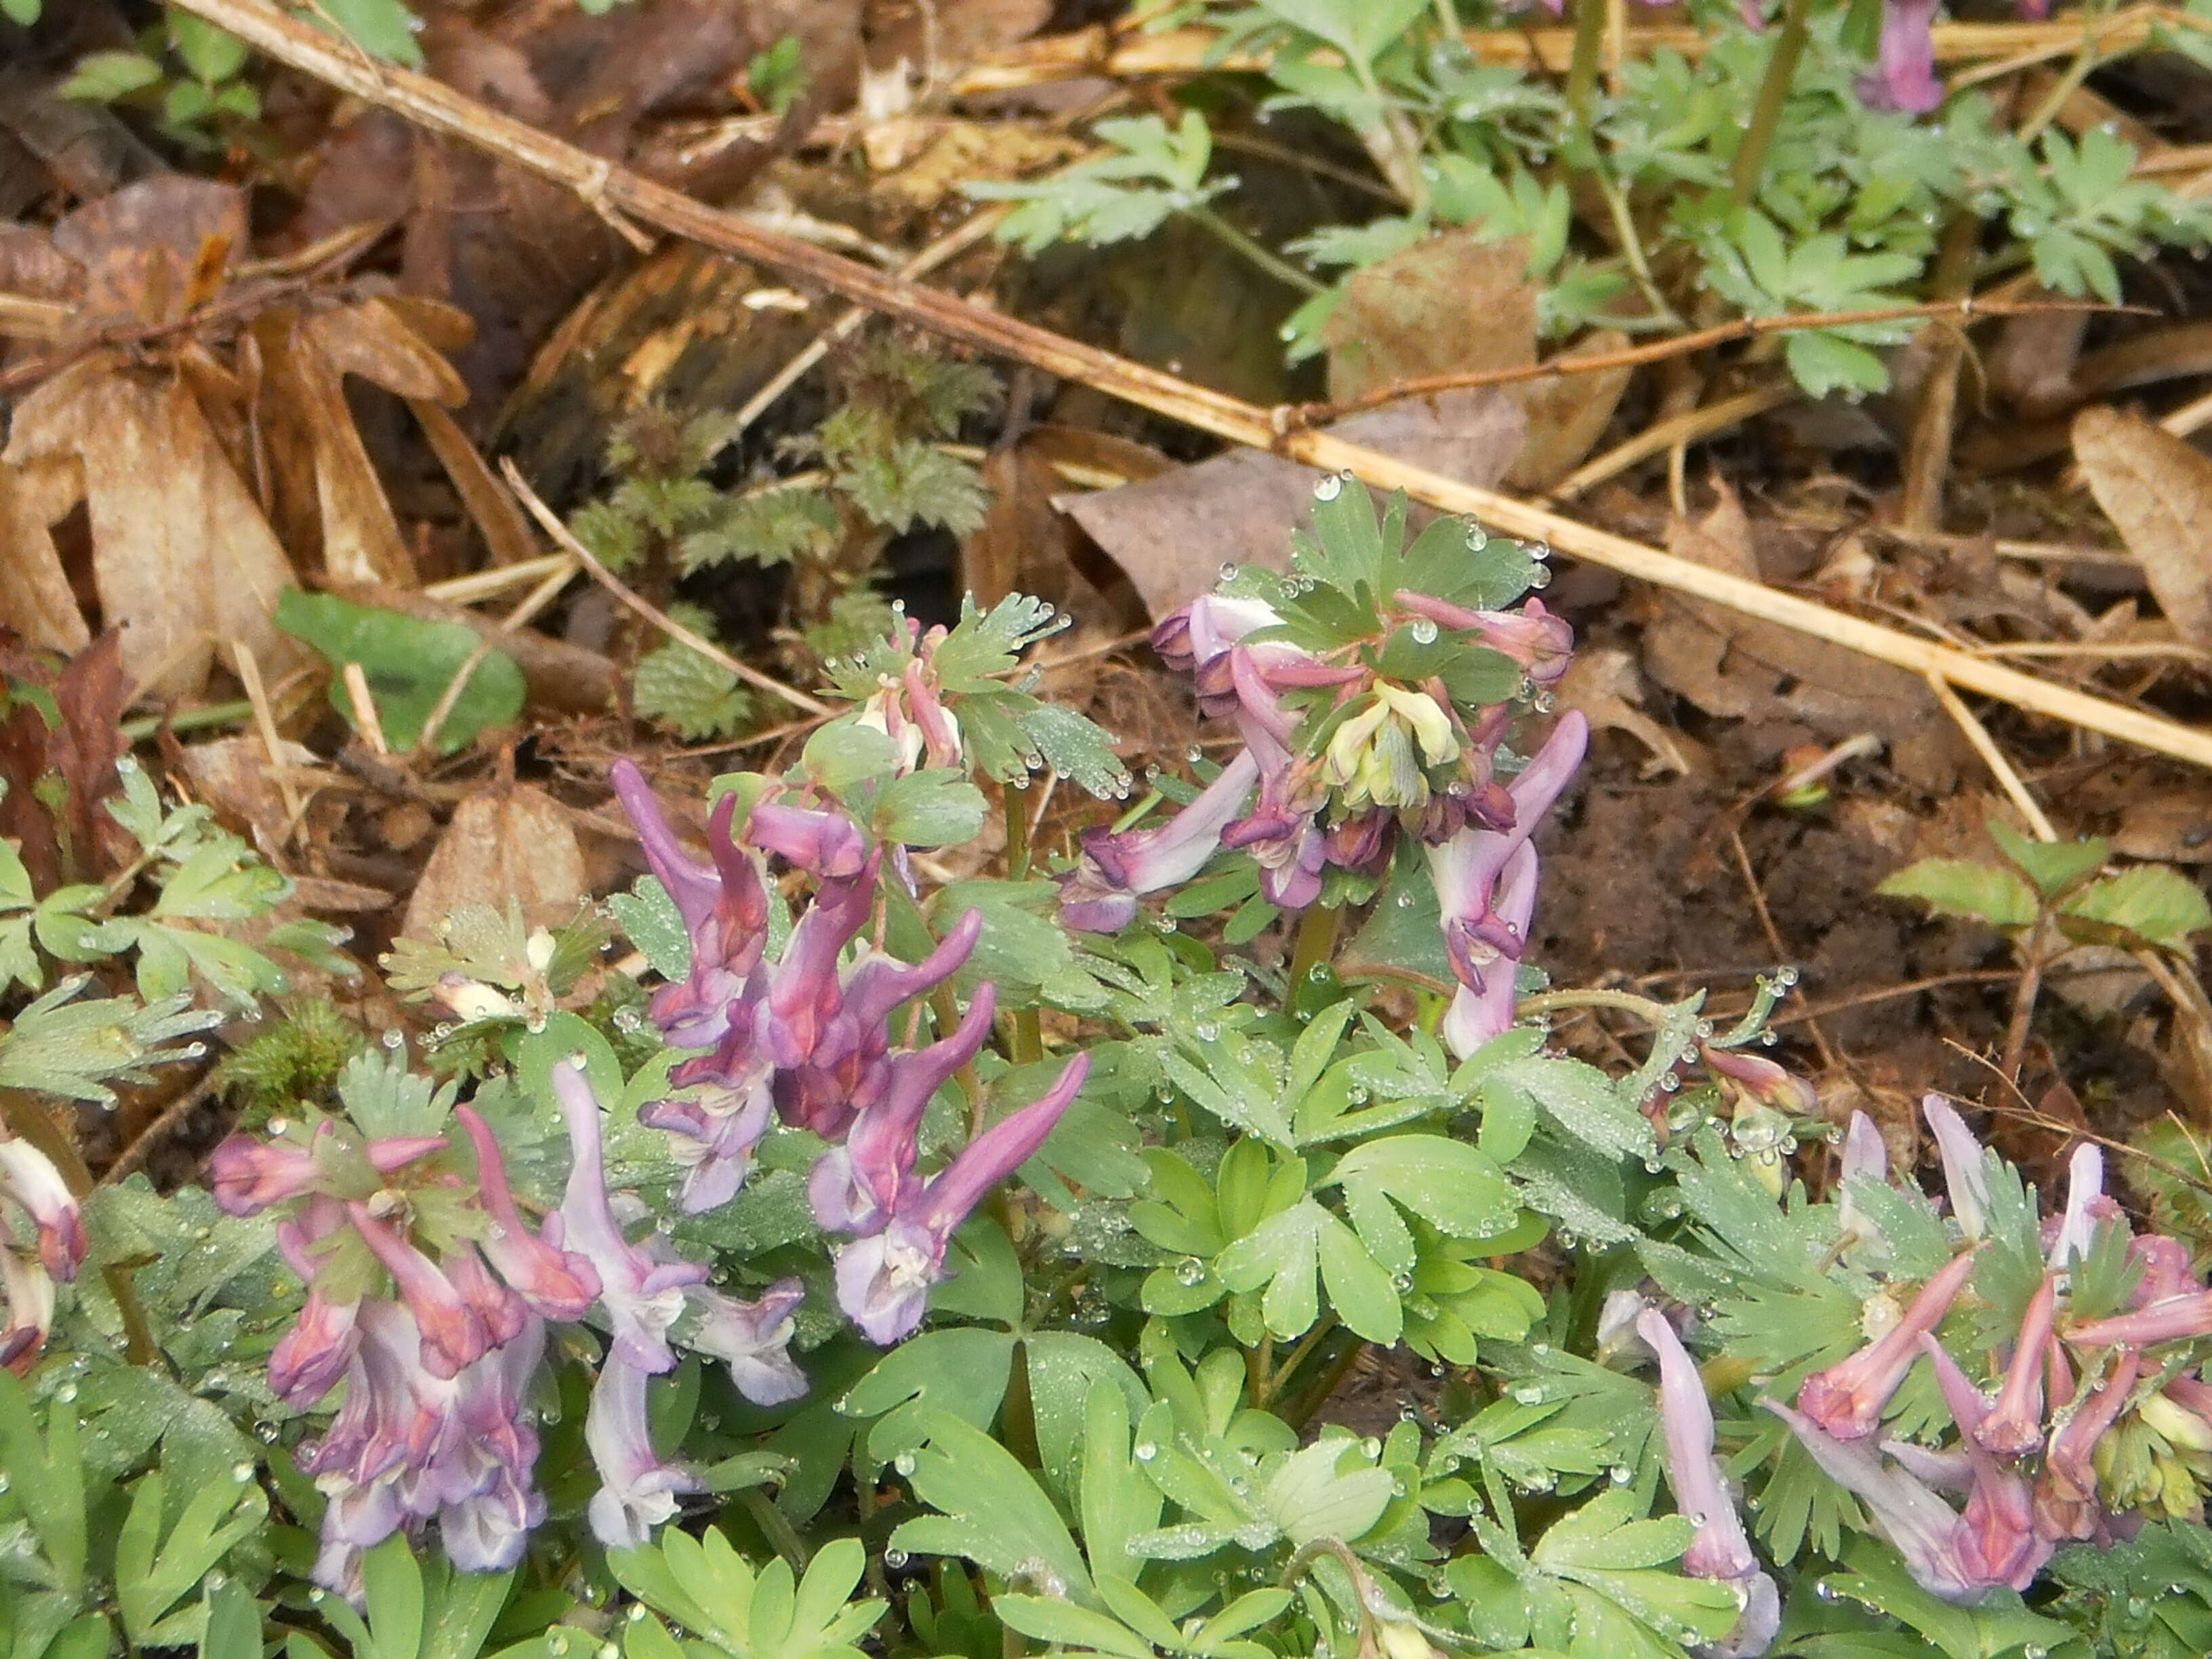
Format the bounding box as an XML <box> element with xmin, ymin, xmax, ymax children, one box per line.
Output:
<box><xmin>1562</xmin><ymin>0</ymin><xmax>1612</xmax><ymax>159</ymax></box>
<box><xmin>1729</xmin><ymin>0</ymin><xmax>1816</xmax><ymax>206</ymax></box>
<box><xmin>1187</xmin><ymin>207</ymin><xmax>1325</xmax><ymax>297</ymax></box>
<box><xmin>1261</xmin><ymin>1315</ymin><xmax>1339</xmax><ymax>1410</ymax></box>
<box><xmin>121</xmin><ymin>699</ymin><xmax>254</xmax><ymax>743</ymax></box>
<box><xmin>1595</xmin><ymin>171</ymin><xmax>1679</xmax><ymax>327</ymax></box>
<box><xmin>0</xmin><ymin>1089</ymin><xmax>162</xmax><ymax>1366</ymax></box>
<box><xmin>1514</xmin><ymin>986</ymin><xmax>1677</xmax><ymax>1025</ymax></box>
<box><xmin>740</xmin><ymin>1488</ymin><xmax>811</xmax><ymax>1574</ymax></box>
<box><xmin>1286</xmin><ymin>904</ymin><xmax>1343</xmax><ymax>994</ymax></box>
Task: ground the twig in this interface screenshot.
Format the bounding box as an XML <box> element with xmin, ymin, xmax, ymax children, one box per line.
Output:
<box><xmin>1923</xmin><ymin>671</ymin><xmax>2060</xmax><ymax>842</ymax></box>
<box><xmin>497</xmin><ymin>457</ymin><xmax>830</xmax><ymax>716</ymax></box>
<box><xmin>415</xmin><ymin>556</ymin><xmax>576</xmax><ymax>755</ymax></box>
<box><xmin>1548</xmin><ymin>384</ymin><xmax>1796</xmax><ymax>500</ymax></box>
<box><xmin>163</xmin><ymin>0</ymin><xmax>2212</xmax><ymax>775</ymax></box>
<box><xmin>341</xmin><ymin>662</ymin><xmax>389</xmax><ymax>756</ymax></box>
<box><xmin>231</xmin><ymin>640</ymin><xmax>305</xmax><ymax>834</ymax></box>
<box><xmin>1288</xmin><ymin>297</ymin><xmax>2129</xmax><ymax>426</ymax></box>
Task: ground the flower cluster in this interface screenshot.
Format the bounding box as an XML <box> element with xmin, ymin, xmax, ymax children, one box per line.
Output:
<box><xmin>0</xmin><ymin>1130</ymin><xmax>84</xmax><ymax>1370</ymax></box>
<box><xmin>1766</xmin><ymin>1095</ymin><xmax>2212</xmax><ymax>1601</ymax></box>
<box><xmin>613</xmin><ymin>760</ymin><xmax>1088</xmax><ymax>1346</ymax></box>
<box><xmin>208</xmin><ymin>1068</ymin><xmax>802</xmax><ymax>1591</ymax></box>
<box><xmin>1054</xmin><ymin>548</ymin><xmax>1584</xmax><ymax>1058</ymax></box>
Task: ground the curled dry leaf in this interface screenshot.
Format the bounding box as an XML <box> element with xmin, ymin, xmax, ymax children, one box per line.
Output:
<box><xmin>401</xmin><ymin>782</ymin><xmax>587</xmax><ymax>942</ymax></box>
<box><xmin>1553</xmin><ymin>645</ymin><xmax>1700</xmax><ymax>778</ymax></box>
<box><xmin>2072</xmin><ymin>405</ymin><xmax>2212</xmax><ymax>644</ymax></box>
<box><xmin>3</xmin><ymin>357</ymin><xmax>297</xmax><ymax>697</ymax></box>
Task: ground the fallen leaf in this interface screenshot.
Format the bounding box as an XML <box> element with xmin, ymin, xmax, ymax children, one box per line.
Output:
<box><xmin>0</xmin><ymin>456</ymin><xmax>92</xmax><ymax>654</ymax></box>
<box><xmin>2072</xmin><ymin>405</ymin><xmax>2212</xmax><ymax>644</ymax></box>
<box><xmin>0</xmin><ymin>631</ymin><xmax>131</xmax><ymax>891</ymax></box>
<box><xmin>1504</xmin><ymin>329</ymin><xmax>1633</xmax><ymax>491</ymax></box>
<box><xmin>1644</xmin><ymin>484</ymin><xmax>1960</xmax><ymax>787</ymax></box>
<box><xmin>1553</xmin><ymin>646</ymin><xmax>1700</xmax><ymax>777</ymax></box>
<box><xmin>274</xmin><ymin>588</ymin><xmax>527</xmax><ymax>756</ymax></box>
<box><xmin>49</xmin><ymin>176</ymin><xmax>243</xmax><ymax>327</ymax></box>
<box><xmin>962</xmin><ymin>426</ymin><xmax>1164</xmax><ymax>626</ymax></box>
<box><xmin>3</xmin><ymin>357</ymin><xmax>297</xmax><ymax>697</ymax></box>
<box><xmin>1063</xmin><ymin>388</ymin><xmax>1527</xmax><ymax>619</ymax></box>
<box><xmin>2113</xmin><ymin>784</ymin><xmax>2212</xmax><ymax>865</ymax></box>
<box><xmin>1323</xmin><ymin>230</ymin><xmax>1534</xmax><ymax>403</ymax></box>
<box><xmin>176</xmin><ymin>733</ymin><xmax>319</xmax><ymax>855</ymax></box>
<box><xmin>403</xmin><ymin>782</ymin><xmax>587</xmax><ymax>941</ymax></box>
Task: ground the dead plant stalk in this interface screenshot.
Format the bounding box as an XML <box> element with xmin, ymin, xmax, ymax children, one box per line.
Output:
<box><xmin>166</xmin><ymin>0</ymin><xmax>2212</xmax><ymax>775</ymax></box>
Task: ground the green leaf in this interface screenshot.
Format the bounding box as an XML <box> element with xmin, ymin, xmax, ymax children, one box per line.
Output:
<box><xmin>1324</xmin><ymin>1134</ymin><xmax>1517</xmax><ymax>1270</ymax></box>
<box><xmin>633</xmin><ymin>637</ymin><xmax>752</xmax><ymax>741</ymax></box>
<box><xmin>275</xmin><ymin>589</ymin><xmax>526</xmax><ymax>755</ymax></box>
<box><xmin>840</xmin><ymin>1328</ymin><xmax>1017</xmax><ymax>1466</ymax></box>
<box><xmin>116</xmin><ymin>1469</ymin><xmax>268</xmax><ymax>1647</ymax></box>
<box><xmin>61</xmin><ymin>51</ymin><xmax>163</xmax><ymax>101</ymax></box>
<box><xmin>1877</xmin><ymin>858</ymin><xmax>2039</xmax><ymax>929</ymax></box>
<box><xmin>876</xmin><ymin>770</ymin><xmax>987</xmax><ymax>847</ymax></box>
<box><xmin>1255</xmin><ymin>0</ymin><xmax>1429</xmax><ymax>67</ymax></box>
<box><xmin>361</xmin><ymin>1536</ymin><xmax>426</xmax><ymax>1659</ymax></box>
<box><xmin>1822</xmin><ymin>1537</ymin><xmax>2072</xmax><ymax>1659</ymax></box>
<box><xmin>891</xmin><ymin>1412</ymin><xmax>1097</xmax><ymax>1605</ymax></box>
<box><xmin>1</xmin><ymin>0</ymin><xmax>43</xmax><ymax>24</ymax></box>
<box><xmin>304</xmin><ymin>0</ymin><xmax>425</xmax><ymax>66</ymax></box>
<box><xmin>198</xmin><ymin>1580</ymin><xmax>262</xmax><ymax>1659</ymax></box>
<box><xmin>167</xmin><ymin>14</ymin><xmax>249</xmax><ymax>82</ymax></box>
<box><xmin>1986</xmin><ymin>821</ymin><xmax>2107</xmax><ymax>899</ymax></box>
<box><xmin>1216</xmin><ymin>1197</ymin><xmax>1403</xmax><ymax>1343</ymax></box>
<box><xmin>0</xmin><ymin>1369</ymin><xmax>87</xmax><ymax>1595</ymax></box>
<box><xmin>1017</xmin><ymin>701</ymin><xmax>1126</xmax><ymax>799</ymax></box>
<box><xmin>609</xmin><ymin>876</ymin><xmax>691</xmax><ymax>981</ymax></box>
<box><xmin>2058</xmin><ymin>864</ymin><xmax>2212</xmax><ymax>953</ymax></box>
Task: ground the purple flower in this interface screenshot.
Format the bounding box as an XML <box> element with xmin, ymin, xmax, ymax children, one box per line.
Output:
<box><xmin>611</xmin><ymin>760</ymin><xmax>771</xmax><ymax>1048</ymax></box>
<box><xmin>758</xmin><ymin>855</ymin><xmax>880</xmax><ymax>1072</ymax></box>
<box><xmin>1425</xmin><ymin>712</ymin><xmax>1588</xmax><ymax>1057</ymax></box>
<box><xmin>1919</xmin><ymin>1336</ymin><xmax>2053</xmax><ymax>1591</ymax></box>
<box><xmin>0</xmin><ymin>1240</ymin><xmax>56</xmax><ymax>1372</ymax></box>
<box><xmin>1974</xmin><ymin>1273</ymin><xmax>2055</xmax><ymax>1458</ymax></box>
<box><xmin>750</xmin><ymin>799</ymin><xmax>869</xmax><ymax>879</ymax></box>
<box><xmin>834</xmin><ymin>1054</ymin><xmax>1090</xmax><ymax>1345</ymax></box>
<box><xmin>2046</xmin><ymin>1143</ymin><xmax>2106</xmax><ymax>1269</ymax></box>
<box><xmin>1059</xmin><ymin>752</ymin><xmax>1259</xmax><ymax>933</ymax></box>
<box><xmin>1796</xmin><ymin>1247</ymin><xmax>1978</xmax><ymax>1439</ymax></box>
<box><xmin>1858</xmin><ymin>0</ymin><xmax>1944</xmax><ymax>113</ymax></box>
<box><xmin>1765</xmin><ymin>1399</ymin><xmax>2003</xmax><ymax>1603</ymax></box>
<box><xmin>1638</xmin><ymin>1308</ymin><xmax>1780</xmax><ymax>1658</ymax></box>
<box><xmin>1700</xmin><ymin>1046</ymin><xmax>1818</xmax><ymax>1117</ymax></box>
<box><xmin>586</xmin><ymin>1354</ymin><xmax>699</xmax><ymax>1549</ymax></box>
<box><xmin>0</xmin><ymin>1135</ymin><xmax>84</xmax><ymax>1281</ymax></box>
<box><xmin>639</xmin><ymin>1074</ymin><xmax>775</xmax><ymax>1214</ymax></box>
<box><xmin>1835</xmin><ymin>1111</ymin><xmax>1890</xmax><ymax>1257</ymax></box>
<box><xmin>348</xmin><ymin>1201</ymin><xmax>491</xmax><ymax>1380</ymax></box>
<box><xmin>811</xmin><ymin>983</ymin><xmax>998</xmax><ymax>1234</ymax></box>
<box><xmin>687</xmin><ymin>1277</ymin><xmax>807</xmax><ymax>1406</ymax></box>
<box><xmin>453</xmin><ymin>1105</ymin><xmax>601</xmax><ymax>1318</ymax></box>
<box><xmin>553</xmin><ymin>1060</ymin><xmax>708</xmax><ymax>1373</ymax></box>
<box><xmin>1923</xmin><ymin>1096</ymin><xmax>1990</xmax><ymax>1240</ymax></box>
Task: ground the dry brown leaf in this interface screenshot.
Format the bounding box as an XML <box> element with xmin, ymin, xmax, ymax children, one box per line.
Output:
<box><xmin>1553</xmin><ymin>646</ymin><xmax>1700</xmax><ymax>777</ymax></box>
<box><xmin>1644</xmin><ymin>484</ymin><xmax>1960</xmax><ymax>787</ymax></box>
<box><xmin>50</xmin><ymin>177</ymin><xmax>244</xmax><ymax>327</ymax></box>
<box><xmin>4</xmin><ymin>357</ymin><xmax>296</xmax><ymax>697</ymax></box>
<box><xmin>1504</xmin><ymin>329</ymin><xmax>1633</xmax><ymax>491</ymax></box>
<box><xmin>0</xmin><ymin>455</ymin><xmax>91</xmax><ymax>653</ymax></box>
<box><xmin>176</xmin><ymin>734</ymin><xmax>319</xmax><ymax>856</ymax></box>
<box><xmin>2072</xmin><ymin>405</ymin><xmax>2212</xmax><ymax>644</ymax></box>
<box><xmin>403</xmin><ymin>782</ymin><xmax>586</xmax><ymax>941</ymax></box>
<box><xmin>1322</xmin><ymin>231</ymin><xmax>1534</xmax><ymax>403</ymax></box>
<box><xmin>1064</xmin><ymin>388</ymin><xmax>1526</xmax><ymax>619</ymax></box>
<box><xmin>963</xmin><ymin>426</ymin><xmax>1165</xmax><ymax>624</ymax></box>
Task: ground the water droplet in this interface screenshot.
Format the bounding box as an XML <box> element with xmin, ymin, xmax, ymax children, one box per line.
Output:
<box><xmin>1313</xmin><ymin>474</ymin><xmax>1344</xmax><ymax>502</ymax></box>
<box><xmin>1218</xmin><ymin>562</ymin><xmax>1241</xmax><ymax>583</ymax></box>
<box><xmin>1464</xmin><ymin>523</ymin><xmax>1489</xmax><ymax>551</ymax></box>
<box><xmin>627</xmin><ymin>1607</ymin><xmax>647</xmax><ymax>1624</ymax></box>
<box><xmin>1195</xmin><ymin>1022</ymin><xmax>1218</xmax><ymax>1042</ymax></box>
<box><xmin>232</xmin><ymin>1460</ymin><xmax>255</xmax><ymax>1482</ymax></box>
<box><xmin>1176</xmin><ymin>1256</ymin><xmax>1206</xmax><ymax>1286</ymax></box>
<box><xmin>1134</xmin><ymin>1440</ymin><xmax>1158</xmax><ymax>1461</ymax></box>
<box><xmin>382</xmin><ymin>1028</ymin><xmax>404</xmax><ymax>1049</ymax></box>
<box><xmin>1775</xmin><ymin>965</ymin><xmax>1800</xmax><ymax>987</ymax></box>
<box><xmin>255</xmin><ymin>1420</ymin><xmax>280</xmax><ymax>1443</ymax></box>
<box><xmin>893</xmin><ymin>1451</ymin><xmax>918</xmax><ymax>1476</ymax></box>
<box><xmin>1525</xmin><ymin>565</ymin><xmax>1552</xmax><ymax>590</ymax></box>
<box><xmin>1186</xmin><ymin>745</ymin><xmax>1204</xmax><ymax>763</ymax></box>
<box><xmin>886</xmin><ymin>1549</ymin><xmax>910</xmax><ymax>1570</ymax></box>
<box><xmin>1510</xmin><ymin>1386</ymin><xmax>1543</xmax><ymax>1406</ymax></box>
<box><xmin>1408</xmin><ymin>617</ymin><xmax>1439</xmax><ymax>645</ymax></box>
<box><xmin>1390</xmin><ymin>1271</ymin><xmax>1412</xmax><ymax>1293</ymax></box>
<box><xmin>1360</xmin><ymin>1436</ymin><xmax>1382</xmax><ymax>1458</ymax></box>
<box><xmin>1609</xmin><ymin>1465</ymin><xmax>1632</xmax><ymax>1484</ymax></box>
<box><xmin>54</xmin><ymin>1383</ymin><xmax>76</xmax><ymax>1404</ymax></box>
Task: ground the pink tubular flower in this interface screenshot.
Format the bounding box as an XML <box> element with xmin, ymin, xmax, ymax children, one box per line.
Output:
<box><xmin>1425</xmin><ymin>712</ymin><xmax>1589</xmax><ymax>1057</ymax></box>
<box><xmin>207</xmin><ymin>1130</ymin><xmax>325</xmax><ymax>1216</ymax></box>
<box><xmin>1975</xmin><ymin>1273</ymin><xmax>2055</xmax><ymax>1459</ymax></box>
<box><xmin>1393</xmin><ymin>592</ymin><xmax>1575</xmax><ymax>685</ymax></box>
<box><xmin>639</xmin><ymin>1075</ymin><xmax>775</xmax><ymax>1214</ymax></box>
<box><xmin>2045</xmin><ymin>1143</ymin><xmax>2106</xmax><ymax>1270</ymax></box>
<box><xmin>0</xmin><ymin>1238</ymin><xmax>56</xmax><ymax>1372</ymax></box>
<box><xmin>453</xmin><ymin>1105</ymin><xmax>600</xmax><ymax>1318</ymax></box>
<box><xmin>2039</xmin><ymin>1347</ymin><xmax>2139</xmax><ymax>1541</ymax></box>
<box><xmin>1701</xmin><ymin>1046</ymin><xmax>1818</xmax><ymax>1117</ymax></box>
<box><xmin>610</xmin><ymin>760</ymin><xmax>771</xmax><ymax>1048</ymax></box>
<box><xmin>835</xmin><ymin>1054</ymin><xmax>1091</xmax><ymax>1345</ymax></box>
<box><xmin>1919</xmin><ymin>1336</ymin><xmax>2051</xmax><ymax>1591</ymax></box>
<box><xmin>2068</xmin><ymin>1288</ymin><xmax>2212</xmax><ymax>1349</ymax></box>
<box><xmin>1766</xmin><ymin>1399</ymin><xmax>1999</xmax><ymax>1603</ymax></box>
<box><xmin>348</xmin><ymin>1201</ymin><xmax>491</xmax><ymax>1380</ymax></box>
<box><xmin>586</xmin><ymin>1354</ymin><xmax>699</xmax><ymax>1549</ymax></box>
<box><xmin>1797</xmin><ymin>1247</ymin><xmax>1979</xmax><ymax>1439</ymax></box>
<box><xmin>1059</xmin><ymin>751</ymin><xmax>1260</xmax><ymax>933</ymax></box>
<box><xmin>1638</xmin><ymin>1309</ymin><xmax>1781</xmax><ymax>1658</ymax></box>
<box><xmin>552</xmin><ymin>1061</ymin><xmax>706</xmax><ymax>1374</ymax></box>
<box><xmin>1858</xmin><ymin>0</ymin><xmax>1944</xmax><ymax>113</ymax></box>
<box><xmin>0</xmin><ymin>1135</ymin><xmax>84</xmax><ymax>1281</ymax></box>
<box><xmin>687</xmin><ymin>1278</ymin><xmax>808</xmax><ymax>1406</ymax></box>
<box><xmin>1835</xmin><ymin>1111</ymin><xmax>1891</xmax><ymax>1258</ymax></box>
<box><xmin>1923</xmin><ymin>1096</ymin><xmax>1990</xmax><ymax>1240</ymax></box>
